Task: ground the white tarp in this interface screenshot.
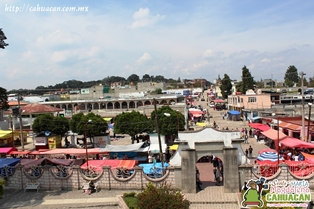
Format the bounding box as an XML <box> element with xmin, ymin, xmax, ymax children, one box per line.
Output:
<box><xmin>99</xmin><ymin>142</ymin><xmax>144</xmax><ymax>152</ymax></box>
<box><xmin>139</xmin><ymin>144</ymin><xmax>167</xmax><ymax>153</ymax></box>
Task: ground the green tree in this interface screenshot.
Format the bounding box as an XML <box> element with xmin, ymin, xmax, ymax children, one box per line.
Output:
<box><xmin>151</xmin><ymin>105</ymin><xmax>185</xmax><ymax>136</ymax></box>
<box><xmin>297</xmin><ymin>76</ymin><xmax>308</xmax><ymax>87</ymax></box>
<box><xmin>142</xmin><ymin>74</ymin><xmax>150</xmax><ymax>82</ymax></box>
<box><xmin>69</xmin><ymin>112</ymin><xmax>107</xmax><ymax>136</ymax></box>
<box><xmin>241</xmin><ymin>66</ymin><xmax>254</xmax><ymax>94</ymax></box>
<box><xmin>33</xmin><ymin>114</ymin><xmax>69</xmax><ymax>137</ymax></box>
<box><xmin>0</xmin><ymin>87</ymin><xmax>9</xmax><ymax>111</ymax></box>
<box><xmin>114</xmin><ymin>111</ymin><xmax>153</xmax><ymax>142</ymax></box>
<box><xmin>284</xmin><ymin>65</ymin><xmax>299</xmax><ymax>87</ymax></box>
<box><xmin>151</xmin><ymin>88</ymin><xmax>163</xmax><ymax>94</ymax></box>
<box><xmin>127</xmin><ymin>74</ymin><xmax>140</xmax><ymax>85</ymax></box>
<box><xmin>309</xmin><ymin>76</ymin><xmax>314</xmax><ymax>87</ymax></box>
<box><xmin>0</xmin><ymin>28</ymin><xmax>8</xmax><ymax>49</ymax></box>
<box><xmin>220</xmin><ymin>74</ymin><xmax>232</xmax><ymax>99</ymax></box>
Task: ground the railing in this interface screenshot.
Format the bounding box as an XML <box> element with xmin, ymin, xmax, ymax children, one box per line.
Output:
<box><xmin>287</xmin><ymin>162</ymin><xmax>314</xmax><ymax>177</ymax></box>
<box><xmin>253</xmin><ymin>164</ymin><xmax>279</xmax><ymax>177</ymax></box>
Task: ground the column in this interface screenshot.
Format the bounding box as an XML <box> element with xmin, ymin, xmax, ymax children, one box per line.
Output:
<box><xmin>181</xmin><ymin>149</ymin><xmax>196</xmax><ymax>193</ymax></box>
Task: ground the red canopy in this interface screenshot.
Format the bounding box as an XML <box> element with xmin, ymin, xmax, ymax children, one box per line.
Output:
<box><xmin>9</xmin><ymin>150</ymin><xmax>30</xmax><ymax>155</ymax></box>
<box><xmin>80</xmin><ymin>160</ymin><xmax>138</xmax><ymax>171</ymax></box>
<box><xmin>280</xmin><ymin>137</ymin><xmax>314</xmax><ymax>149</ymax></box>
<box><xmin>248</xmin><ymin>123</ymin><xmax>271</xmax><ymax>131</ymax></box>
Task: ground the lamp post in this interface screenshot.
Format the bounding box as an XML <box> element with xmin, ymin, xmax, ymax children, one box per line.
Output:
<box><xmin>301</xmin><ymin>72</ymin><xmax>306</xmax><ymax>140</ymax></box>
<box><xmin>308</xmin><ymin>103</ymin><xmax>312</xmax><ymax>142</ymax></box>
<box><xmin>84</xmin><ymin>119</ymin><xmax>92</xmax><ymax>167</ymax></box>
<box><xmin>153</xmin><ymin>98</ymin><xmax>171</xmax><ymax>175</ymax></box>
<box><xmin>272</xmin><ymin>113</ymin><xmax>280</xmax><ymax>165</ymax></box>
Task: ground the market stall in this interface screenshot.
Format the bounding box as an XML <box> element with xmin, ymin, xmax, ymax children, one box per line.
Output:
<box><xmin>80</xmin><ymin>159</ymin><xmax>138</xmax><ymax>171</ymax></box>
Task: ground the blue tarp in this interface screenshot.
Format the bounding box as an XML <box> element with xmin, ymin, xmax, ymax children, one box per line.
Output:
<box><xmin>0</xmin><ymin>158</ymin><xmax>21</xmax><ymax>168</ymax></box>
<box><xmin>228</xmin><ymin>110</ymin><xmax>241</xmax><ymax>115</ymax></box>
<box><xmin>138</xmin><ymin>162</ymin><xmax>169</xmax><ymax>174</ymax></box>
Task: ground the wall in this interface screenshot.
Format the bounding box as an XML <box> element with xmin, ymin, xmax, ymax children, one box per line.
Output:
<box><xmin>2</xmin><ymin>164</ymin><xmax>176</xmax><ymax>191</ymax></box>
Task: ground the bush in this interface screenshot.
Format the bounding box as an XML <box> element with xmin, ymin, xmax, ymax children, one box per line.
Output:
<box><xmin>136</xmin><ymin>182</ymin><xmax>190</xmax><ymax>209</ymax></box>
<box><xmin>0</xmin><ymin>179</ymin><xmax>5</xmax><ymax>199</ymax></box>
<box><xmin>123</xmin><ymin>192</ymin><xmax>137</xmax><ymax>209</ymax></box>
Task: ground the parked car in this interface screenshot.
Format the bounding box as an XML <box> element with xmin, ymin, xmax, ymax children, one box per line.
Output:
<box><xmin>282</xmin><ymin>89</ymin><xmax>287</xmax><ymax>94</ymax></box>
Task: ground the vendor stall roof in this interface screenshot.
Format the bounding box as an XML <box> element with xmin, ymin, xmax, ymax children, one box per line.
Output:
<box><xmin>280</xmin><ymin>137</ymin><xmax>314</xmax><ymax>149</ymax></box>
<box><xmin>0</xmin><ymin>158</ymin><xmax>21</xmax><ymax>168</ymax></box>
<box><xmin>261</xmin><ymin>129</ymin><xmax>287</xmax><ymax>141</ymax></box>
<box><xmin>80</xmin><ymin>159</ymin><xmax>138</xmax><ymax>171</ymax></box>
<box><xmin>0</xmin><ymin>147</ymin><xmax>17</xmax><ymax>154</ymax></box>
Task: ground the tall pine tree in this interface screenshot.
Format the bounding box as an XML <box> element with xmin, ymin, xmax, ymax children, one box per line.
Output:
<box><xmin>241</xmin><ymin>66</ymin><xmax>254</xmax><ymax>94</ymax></box>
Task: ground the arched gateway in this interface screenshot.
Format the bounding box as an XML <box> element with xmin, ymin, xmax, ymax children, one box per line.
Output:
<box><xmin>170</xmin><ymin>128</ymin><xmax>244</xmax><ymax>193</ymax></box>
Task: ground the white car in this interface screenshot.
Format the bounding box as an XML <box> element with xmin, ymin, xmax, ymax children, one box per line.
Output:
<box><xmin>209</xmin><ymin>103</ymin><xmax>215</xmax><ymax>108</ymax></box>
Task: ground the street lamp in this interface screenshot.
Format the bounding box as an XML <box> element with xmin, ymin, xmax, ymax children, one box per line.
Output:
<box><xmin>153</xmin><ymin>98</ymin><xmax>170</xmax><ymax>175</ymax></box>
<box><xmin>272</xmin><ymin>113</ymin><xmax>280</xmax><ymax>165</ymax></box>
<box><xmin>308</xmin><ymin>103</ymin><xmax>312</xmax><ymax>142</ymax></box>
<box><xmin>84</xmin><ymin>119</ymin><xmax>92</xmax><ymax>167</ymax></box>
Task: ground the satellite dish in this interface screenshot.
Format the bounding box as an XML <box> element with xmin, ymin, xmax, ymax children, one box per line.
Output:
<box><xmin>45</xmin><ymin>131</ymin><xmax>51</xmax><ymax>136</ymax></box>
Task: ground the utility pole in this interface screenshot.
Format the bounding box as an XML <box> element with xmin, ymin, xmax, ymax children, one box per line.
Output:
<box><xmin>301</xmin><ymin>72</ymin><xmax>306</xmax><ymax>141</ymax></box>
<box><xmin>17</xmin><ymin>91</ymin><xmax>24</xmax><ymax>150</ymax></box>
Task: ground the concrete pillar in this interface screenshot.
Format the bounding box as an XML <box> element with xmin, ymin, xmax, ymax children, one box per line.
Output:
<box><xmin>223</xmin><ymin>147</ymin><xmax>240</xmax><ymax>193</ymax></box>
<box><xmin>181</xmin><ymin>149</ymin><xmax>196</xmax><ymax>193</ymax></box>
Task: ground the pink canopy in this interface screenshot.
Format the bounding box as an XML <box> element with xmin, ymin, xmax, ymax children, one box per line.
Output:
<box><xmin>261</xmin><ymin>129</ymin><xmax>287</xmax><ymax>141</ymax></box>
<box><xmin>280</xmin><ymin>137</ymin><xmax>314</xmax><ymax>149</ymax></box>
<box><xmin>214</xmin><ymin>99</ymin><xmax>224</xmax><ymax>103</ymax></box>
<box><xmin>248</xmin><ymin>123</ymin><xmax>271</xmax><ymax>131</ymax></box>
<box><xmin>41</xmin><ymin>148</ymin><xmax>104</xmax><ymax>155</ymax></box>
<box><xmin>80</xmin><ymin>160</ymin><xmax>138</xmax><ymax>171</ymax></box>
<box><xmin>0</xmin><ymin>147</ymin><xmax>17</xmax><ymax>154</ymax></box>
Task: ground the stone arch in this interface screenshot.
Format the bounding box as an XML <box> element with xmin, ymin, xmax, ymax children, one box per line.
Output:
<box><xmin>107</xmin><ymin>102</ymin><xmax>113</xmax><ymax>109</ymax></box>
<box><xmin>68</xmin><ymin>104</ymin><xmax>73</xmax><ymax>110</ymax></box>
<box><xmin>87</xmin><ymin>103</ymin><xmax>93</xmax><ymax>111</ymax></box>
<box><xmin>144</xmin><ymin>100</ymin><xmax>151</xmax><ymax>106</ymax></box>
<box><xmin>61</xmin><ymin>104</ymin><xmax>66</xmax><ymax>110</ymax></box>
<box><xmin>169</xmin><ymin>99</ymin><xmax>176</xmax><ymax>105</ymax></box>
<box><xmin>129</xmin><ymin>101</ymin><xmax>135</xmax><ymax>109</ymax></box>
<box><xmin>137</xmin><ymin>101</ymin><xmax>143</xmax><ymax>107</ymax></box>
<box><xmin>160</xmin><ymin>100</ymin><xmax>167</xmax><ymax>105</ymax></box>
<box><xmin>100</xmin><ymin>103</ymin><xmax>106</xmax><ymax>109</ymax></box>
<box><xmin>93</xmin><ymin>103</ymin><xmax>99</xmax><ymax>110</ymax></box>
<box><xmin>121</xmin><ymin>101</ymin><xmax>128</xmax><ymax>109</ymax></box>
<box><xmin>56</xmin><ymin>104</ymin><xmax>61</xmax><ymax>108</ymax></box>
<box><xmin>114</xmin><ymin>102</ymin><xmax>120</xmax><ymax>109</ymax></box>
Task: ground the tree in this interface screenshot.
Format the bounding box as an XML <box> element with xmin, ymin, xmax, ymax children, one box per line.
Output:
<box><xmin>151</xmin><ymin>88</ymin><xmax>163</xmax><ymax>94</ymax></box>
<box><xmin>33</xmin><ymin>114</ymin><xmax>69</xmax><ymax>137</ymax></box>
<box><xmin>127</xmin><ymin>74</ymin><xmax>140</xmax><ymax>85</ymax></box>
<box><xmin>241</xmin><ymin>66</ymin><xmax>254</xmax><ymax>94</ymax></box>
<box><xmin>69</xmin><ymin>112</ymin><xmax>107</xmax><ymax>136</ymax></box>
<box><xmin>297</xmin><ymin>77</ymin><xmax>308</xmax><ymax>87</ymax></box>
<box><xmin>0</xmin><ymin>87</ymin><xmax>9</xmax><ymax>111</ymax></box>
<box><xmin>309</xmin><ymin>76</ymin><xmax>314</xmax><ymax>87</ymax></box>
<box><xmin>284</xmin><ymin>65</ymin><xmax>299</xmax><ymax>87</ymax></box>
<box><xmin>220</xmin><ymin>74</ymin><xmax>232</xmax><ymax>99</ymax></box>
<box><xmin>150</xmin><ymin>106</ymin><xmax>185</xmax><ymax>136</ymax></box>
<box><xmin>142</xmin><ymin>74</ymin><xmax>150</xmax><ymax>82</ymax></box>
<box><xmin>114</xmin><ymin>111</ymin><xmax>153</xmax><ymax>142</ymax></box>
<box><xmin>0</xmin><ymin>28</ymin><xmax>8</xmax><ymax>49</ymax></box>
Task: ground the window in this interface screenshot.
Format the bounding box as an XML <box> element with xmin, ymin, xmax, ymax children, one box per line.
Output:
<box><xmin>241</xmin><ymin>98</ymin><xmax>243</xmax><ymax>103</ymax></box>
<box><xmin>248</xmin><ymin>97</ymin><xmax>256</xmax><ymax>103</ymax></box>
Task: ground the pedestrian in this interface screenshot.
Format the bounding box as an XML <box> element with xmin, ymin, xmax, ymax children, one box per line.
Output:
<box><xmin>196</xmin><ymin>169</ymin><xmax>202</xmax><ymax>191</ymax></box>
<box><xmin>245</xmin><ymin>149</ymin><xmax>249</xmax><ymax>157</ymax></box>
<box><xmin>214</xmin><ymin>167</ymin><xmax>222</xmax><ymax>186</ymax></box>
<box><xmin>245</xmin><ymin>128</ymin><xmax>248</xmax><ymax>136</ymax></box>
<box><xmin>253</xmin><ymin>160</ymin><xmax>259</xmax><ymax>174</ymax></box>
<box><xmin>249</xmin><ymin>128</ymin><xmax>253</xmax><ymax>138</ymax></box>
<box><xmin>244</xmin><ymin>134</ymin><xmax>249</xmax><ymax>144</ymax></box>
<box><xmin>249</xmin><ymin>146</ymin><xmax>253</xmax><ymax>158</ymax></box>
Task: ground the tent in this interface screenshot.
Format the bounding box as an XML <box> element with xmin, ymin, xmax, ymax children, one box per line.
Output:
<box><xmin>40</xmin><ymin>148</ymin><xmax>103</xmax><ymax>155</ymax></box>
<box><xmin>0</xmin><ymin>158</ymin><xmax>21</xmax><ymax>168</ymax></box>
<box><xmin>214</xmin><ymin>99</ymin><xmax>224</xmax><ymax>103</ymax></box>
<box><xmin>228</xmin><ymin>110</ymin><xmax>241</xmax><ymax>115</ymax></box>
<box><xmin>138</xmin><ymin>162</ymin><xmax>169</xmax><ymax>174</ymax></box>
<box><xmin>280</xmin><ymin>137</ymin><xmax>314</xmax><ymax>149</ymax></box>
<box><xmin>0</xmin><ymin>130</ymin><xmax>28</xmax><ymax>139</ymax></box>
<box><xmin>261</xmin><ymin>129</ymin><xmax>287</xmax><ymax>141</ymax></box>
<box><xmin>248</xmin><ymin>123</ymin><xmax>271</xmax><ymax>131</ymax></box>
<box><xmin>0</xmin><ymin>147</ymin><xmax>17</xmax><ymax>154</ymax></box>
<box><xmin>9</xmin><ymin>150</ymin><xmax>30</xmax><ymax>155</ymax></box>
<box><xmin>20</xmin><ymin>157</ymin><xmax>73</xmax><ymax>168</ymax></box>
<box><xmin>258</xmin><ymin>148</ymin><xmax>277</xmax><ymax>154</ymax></box>
<box><xmin>80</xmin><ymin>159</ymin><xmax>138</xmax><ymax>171</ymax></box>
<box><xmin>100</xmin><ymin>143</ymin><xmax>144</xmax><ymax>152</ymax></box>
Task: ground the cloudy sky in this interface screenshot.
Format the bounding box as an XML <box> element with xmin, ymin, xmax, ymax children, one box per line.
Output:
<box><xmin>1</xmin><ymin>0</ymin><xmax>314</xmax><ymax>90</ymax></box>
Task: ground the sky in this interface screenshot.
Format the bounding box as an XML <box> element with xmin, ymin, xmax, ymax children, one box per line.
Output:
<box><xmin>1</xmin><ymin>0</ymin><xmax>314</xmax><ymax>91</ymax></box>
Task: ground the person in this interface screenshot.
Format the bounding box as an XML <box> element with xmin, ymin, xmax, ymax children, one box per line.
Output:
<box><xmin>253</xmin><ymin>160</ymin><xmax>259</xmax><ymax>174</ymax></box>
<box><xmin>123</xmin><ymin>154</ymin><xmax>128</xmax><ymax>160</ymax></box>
<box><xmin>249</xmin><ymin>128</ymin><xmax>253</xmax><ymax>138</ymax></box>
<box><xmin>245</xmin><ymin>149</ymin><xmax>249</xmax><ymax>157</ymax></box>
<box><xmin>148</xmin><ymin>152</ymin><xmax>153</xmax><ymax>163</ymax></box>
<box><xmin>249</xmin><ymin>146</ymin><xmax>253</xmax><ymax>158</ymax></box>
<box><xmin>244</xmin><ymin>134</ymin><xmax>249</xmax><ymax>144</ymax></box>
<box><xmin>86</xmin><ymin>181</ymin><xmax>96</xmax><ymax>195</ymax></box>
<box><xmin>242</xmin><ymin>182</ymin><xmax>248</xmax><ymax>191</ymax></box>
<box><xmin>196</xmin><ymin>169</ymin><xmax>202</xmax><ymax>191</ymax></box>
<box><xmin>214</xmin><ymin>167</ymin><xmax>222</xmax><ymax>186</ymax></box>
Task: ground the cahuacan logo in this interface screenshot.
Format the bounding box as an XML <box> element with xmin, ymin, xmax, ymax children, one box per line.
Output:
<box><xmin>241</xmin><ymin>177</ymin><xmax>268</xmax><ymax>208</ymax></box>
<box><xmin>241</xmin><ymin>178</ymin><xmax>311</xmax><ymax>208</ymax></box>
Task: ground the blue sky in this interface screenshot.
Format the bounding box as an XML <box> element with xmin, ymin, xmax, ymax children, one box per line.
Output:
<box><xmin>1</xmin><ymin>0</ymin><xmax>314</xmax><ymax>90</ymax></box>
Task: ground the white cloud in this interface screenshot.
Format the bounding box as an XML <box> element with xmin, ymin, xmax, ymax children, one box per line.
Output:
<box><xmin>137</xmin><ymin>53</ymin><xmax>152</xmax><ymax>63</ymax></box>
<box><xmin>129</xmin><ymin>8</ymin><xmax>165</xmax><ymax>29</ymax></box>
<box><xmin>261</xmin><ymin>58</ymin><xmax>270</xmax><ymax>63</ymax></box>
